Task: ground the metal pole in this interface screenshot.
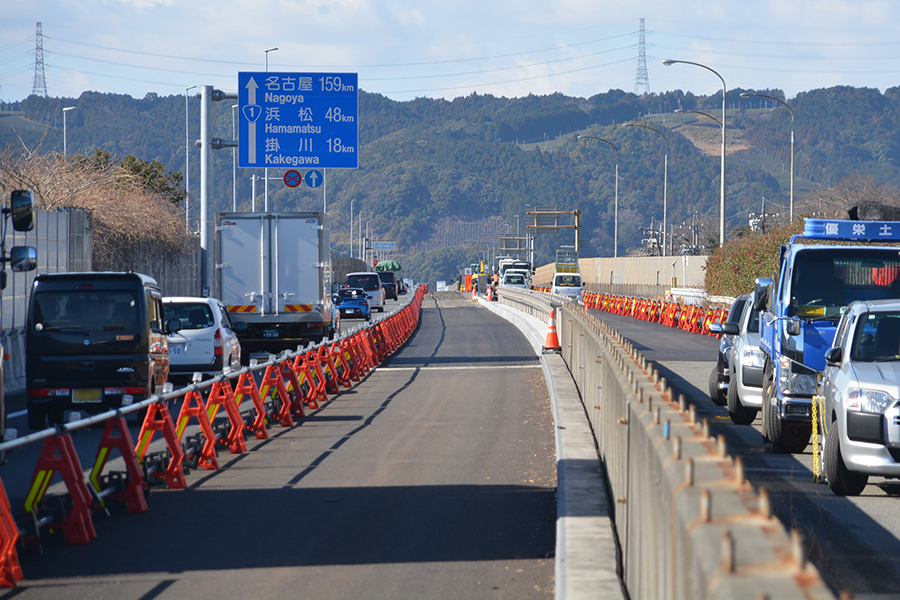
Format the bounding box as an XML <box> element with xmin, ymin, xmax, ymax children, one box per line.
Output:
<box><xmin>323</xmin><ymin>168</ymin><xmax>327</xmax><ymax>214</ymax></box>
<box><xmin>263</xmin><ymin>48</ymin><xmax>277</xmax><ymax>214</ymax></box>
<box><xmin>790</xmin><ymin>128</ymin><xmax>794</xmax><ymax>222</ymax></box>
<box><xmin>200</xmin><ymin>85</ymin><xmax>212</xmax><ymax>295</ymax></box>
<box><xmin>350</xmin><ymin>198</ymin><xmax>354</xmax><ymax>258</ymax></box>
<box><xmin>184</xmin><ymin>86</ymin><xmax>196</xmax><ymax>228</ymax></box>
<box><xmin>663</xmin><ymin>150</ymin><xmax>668</xmax><ymax>256</ymax></box>
<box><xmin>358</xmin><ymin>215</ymin><xmax>362</xmax><ymax>261</ymax></box>
<box><xmin>232</xmin><ymin>104</ymin><xmax>238</xmax><ymax>211</ymax></box>
<box><xmin>251</xmin><ymin>175</ymin><xmax>257</xmax><ymax>212</ymax></box>
<box><xmin>63</xmin><ymin>106</ymin><xmax>75</xmax><ymax>158</ymax></box>
<box><xmin>614</xmin><ymin>161</ymin><xmax>619</xmax><ymax>259</ymax></box>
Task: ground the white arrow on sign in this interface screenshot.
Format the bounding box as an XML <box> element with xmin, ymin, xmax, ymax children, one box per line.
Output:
<box><xmin>244</xmin><ymin>77</ymin><xmax>260</xmax><ymax>164</ymax></box>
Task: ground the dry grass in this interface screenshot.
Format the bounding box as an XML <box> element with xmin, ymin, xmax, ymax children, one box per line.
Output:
<box><xmin>0</xmin><ymin>141</ymin><xmax>193</xmax><ymax>269</ymax></box>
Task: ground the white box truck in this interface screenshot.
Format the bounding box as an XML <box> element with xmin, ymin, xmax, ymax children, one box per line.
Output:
<box><xmin>217</xmin><ymin>212</ymin><xmax>335</xmax><ymax>356</ymax></box>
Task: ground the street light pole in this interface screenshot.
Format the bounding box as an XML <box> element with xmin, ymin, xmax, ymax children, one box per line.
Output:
<box><xmin>578</xmin><ymin>135</ymin><xmax>620</xmax><ymax>257</ymax></box>
<box><xmin>623</xmin><ymin>123</ymin><xmax>668</xmax><ymax>256</ymax></box>
<box><xmin>264</xmin><ymin>47</ymin><xmax>278</xmax><ymax>213</ymax></box>
<box><xmin>741</xmin><ymin>92</ymin><xmax>794</xmax><ymax>221</ymax></box>
<box><xmin>232</xmin><ymin>103</ymin><xmax>238</xmax><ymax>211</ymax></box>
<box><xmin>350</xmin><ymin>198</ymin><xmax>354</xmax><ymax>258</ymax></box>
<box><xmin>664</xmin><ymin>59</ymin><xmax>727</xmax><ymax>246</ymax></box>
<box><xmin>185</xmin><ymin>85</ymin><xmax>196</xmax><ymax>228</ymax></box>
<box><xmin>62</xmin><ymin>106</ymin><xmax>76</xmax><ymax>158</ymax></box>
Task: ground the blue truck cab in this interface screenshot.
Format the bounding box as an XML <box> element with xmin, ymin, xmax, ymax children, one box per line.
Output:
<box><xmin>755</xmin><ymin>218</ymin><xmax>900</xmax><ymax>453</ymax></box>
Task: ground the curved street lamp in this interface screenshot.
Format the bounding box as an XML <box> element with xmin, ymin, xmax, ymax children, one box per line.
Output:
<box><xmin>741</xmin><ymin>92</ymin><xmax>795</xmax><ymax>222</ymax></box>
<box><xmin>578</xmin><ymin>135</ymin><xmax>620</xmax><ymax>258</ymax></box>
<box><xmin>664</xmin><ymin>59</ymin><xmax>727</xmax><ymax>246</ymax></box>
<box><xmin>624</xmin><ymin>122</ymin><xmax>669</xmax><ymax>256</ymax></box>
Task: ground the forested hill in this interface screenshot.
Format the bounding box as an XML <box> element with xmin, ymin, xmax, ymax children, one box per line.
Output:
<box><xmin>2</xmin><ymin>84</ymin><xmax>900</xmax><ymax>284</ymax></box>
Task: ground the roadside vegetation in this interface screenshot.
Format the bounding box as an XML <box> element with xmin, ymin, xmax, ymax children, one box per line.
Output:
<box><xmin>0</xmin><ymin>140</ymin><xmax>192</xmax><ymax>271</ymax></box>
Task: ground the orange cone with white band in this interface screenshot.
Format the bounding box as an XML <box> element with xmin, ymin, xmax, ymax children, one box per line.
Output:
<box><xmin>542</xmin><ymin>309</ymin><xmax>561</xmax><ymax>352</ymax></box>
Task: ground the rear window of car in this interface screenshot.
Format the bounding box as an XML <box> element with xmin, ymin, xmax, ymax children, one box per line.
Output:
<box><xmin>504</xmin><ymin>274</ymin><xmax>526</xmax><ymax>285</ymax></box>
<box><xmin>378</xmin><ymin>272</ymin><xmax>395</xmax><ymax>283</ymax></box>
<box><xmin>164</xmin><ymin>302</ymin><xmax>215</xmax><ymax>330</ymax></box>
<box><xmin>347</xmin><ymin>274</ymin><xmax>379</xmax><ymax>290</ymax></box>
<box><xmin>33</xmin><ymin>290</ymin><xmax>140</xmax><ymax>333</ymax></box>
<box><xmin>338</xmin><ymin>289</ymin><xmax>367</xmax><ymax>301</ymax></box>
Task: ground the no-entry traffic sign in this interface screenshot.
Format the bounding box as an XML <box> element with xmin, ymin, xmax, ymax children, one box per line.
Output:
<box><xmin>283</xmin><ymin>170</ymin><xmax>302</xmax><ymax>187</ymax></box>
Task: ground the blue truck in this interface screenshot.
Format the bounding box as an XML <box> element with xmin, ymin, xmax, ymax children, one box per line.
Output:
<box><xmin>754</xmin><ymin>218</ymin><xmax>900</xmax><ymax>453</ymax></box>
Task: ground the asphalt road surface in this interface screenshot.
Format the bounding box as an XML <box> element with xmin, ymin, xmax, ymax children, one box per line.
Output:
<box><xmin>591</xmin><ymin>308</ymin><xmax>900</xmax><ymax>600</ymax></box>
<box><xmin>0</xmin><ymin>291</ymin><xmax>556</xmax><ymax>600</ymax></box>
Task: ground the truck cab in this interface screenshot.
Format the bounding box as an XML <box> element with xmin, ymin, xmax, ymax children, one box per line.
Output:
<box><xmin>755</xmin><ymin>218</ymin><xmax>900</xmax><ymax>453</ymax></box>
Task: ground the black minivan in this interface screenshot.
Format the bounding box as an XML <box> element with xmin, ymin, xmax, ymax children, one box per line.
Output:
<box><xmin>25</xmin><ymin>272</ymin><xmax>180</xmax><ymax>429</ymax></box>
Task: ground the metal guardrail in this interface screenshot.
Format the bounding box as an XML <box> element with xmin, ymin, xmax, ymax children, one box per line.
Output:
<box><xmin>495</xmin><ymin>288</ymin><xmax>834</xmax><ymax>600</ymax></box>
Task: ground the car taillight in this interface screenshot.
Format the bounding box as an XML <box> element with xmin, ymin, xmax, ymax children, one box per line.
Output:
<box><xmin>104</xmin><ymin>387</ymin><xmax>147</xmax><ymax>396</ymax></box>
<box><xmin>28</xmin><ymin>388</ymin><xmax>70</xmax><ymax>398</ymax></box>
<box><xmin>214</xmin><ymin>328</ymin><xmax>223</xmax><ymax>356</ymax></box>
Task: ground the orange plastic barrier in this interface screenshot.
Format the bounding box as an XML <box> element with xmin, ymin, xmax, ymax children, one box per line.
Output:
<box><xmin>134</xmin><ymin>402</ymin><xmax>187</xmax><ymax>489</ymax></box>
<box><xmin>89</xmin><ymin>416</ymin><xmax>147</xmax><ymax>514</ymax></box>
<box><xmin>205</xmin><ymin>379</ymin><xmax>247</xmax><ymax>455</ymax></box>
<box><xmin>0</xmin><ymin>478</ymin><xmax>22</xmax><ymax>587</ymax></box>
<box><xmin>24</xmin><ymin>435</ymin><xmax>97</xmax><ymax>545</ymax></box>
<box><xmin>175</xmin><ymin>389</ymin><xmax>220</xmax><ymax>470</ymax></box>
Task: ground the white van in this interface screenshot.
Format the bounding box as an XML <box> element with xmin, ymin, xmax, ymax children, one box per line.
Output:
<box><xmin>346</xmin><ymin>272</ymin><xmax>385</xmax><ymax>312</ymax></box>
<box><xmin>551</xmin><ymin>272</ymin><xmax>583</xmax><ymax>301</ymax></box>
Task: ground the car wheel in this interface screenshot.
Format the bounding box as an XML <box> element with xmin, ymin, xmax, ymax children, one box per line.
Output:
<box><xmin>824</xmin><ymin>424</ymin><xmax>868</xmax><ymax>496</ymax></box>
<box><xmin>765</xmin><ymin>391</ymin><xmax>811</xmax><ymax>453</ymax></box>
<box><xmin>708</xmin><ymin>365</ymin><xmax>726</xmax><ymax>406</ymax></box>
<box><xmin>727</xmin><ymin>377</ymin><xmax>758</xmax><ymax>425</ymax></box>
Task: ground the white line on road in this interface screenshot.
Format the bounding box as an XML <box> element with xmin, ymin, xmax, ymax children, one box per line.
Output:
<box><xmin>377</xmin><ymin>365</ymin><xmax>541</xmax><ymax>371</ymax></box>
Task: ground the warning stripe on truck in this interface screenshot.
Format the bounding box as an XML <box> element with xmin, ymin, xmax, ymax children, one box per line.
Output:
<box><xmin>284</xmin><ymin>304</ymin><xmax>313</xmax><ymax>312</ymax></box>
<box><xmin>228</xmin><ymin>305</ymin><xmax>258</xmax><ymax>313</ymax></box>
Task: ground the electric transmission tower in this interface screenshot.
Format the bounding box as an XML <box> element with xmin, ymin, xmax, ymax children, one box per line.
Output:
<box><xmin>634</xmin><ymin>18</ymin><xmax>650</xmax><ymax>96</ymax></box>
<box><xmin>32</xmin><ymin>22</ymin><xmax>48</xmax><ymax>98</ymax></box>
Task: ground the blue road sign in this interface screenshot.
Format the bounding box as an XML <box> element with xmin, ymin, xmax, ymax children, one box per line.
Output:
<box><xmin>305</xmin><ymin>169</ymin><xmax>323</xmax><ymax>188</ymax></box>
<box><xmin>238</xmin><ymin>72</ymin><xmax>358</xmax><ymax>170</ymax></box>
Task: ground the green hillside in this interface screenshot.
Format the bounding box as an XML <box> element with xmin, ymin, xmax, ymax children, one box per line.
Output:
<box><xmin>2</xmin><ymin>84</ymin><xmax>899</xmax><ymax>285</ymax></box>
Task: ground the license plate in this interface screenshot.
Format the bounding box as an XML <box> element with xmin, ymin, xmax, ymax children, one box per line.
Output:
<box><xmin>73</xmin><ymin>388</ymin><xmax>102</xmax><ymax>403</ymax></box>
<box><xmin>263</xmin><ymin>330</ymin><xmax>280</xmax><ymax>338</ymax></box>
<box><xmin>346</xmin><ymin>308</ymin><xmax>357</xmax><ymax>314</ymax></box>
<box><xmin>170</xmin><ymin>344</ymin><xmax>185</xmax><ymax>355</ymax></box>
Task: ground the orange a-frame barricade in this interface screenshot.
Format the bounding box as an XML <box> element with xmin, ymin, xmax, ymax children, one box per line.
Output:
<box><xmin>134</xmin><ymin>402</ymin><xmax>187</xmax><ymax>489</ymax></box>
<box><xmin>205</xmin><ymin>379</ymin><xmax>247</xmax><ymax>455</ymax></box>
<box><xmin>259</xmin><ymin>363</ymin><xmax>296</xmax><ymax>428</ymax></box>
<box><xmin>174</xmin><ymin>389</ymin><xmax>220</xmax><ymax>470</ymax></box>
<box><xmin>24</xmin><ymin>434</ymin><xmax>97</xmax><ymax>545</ymax></box>
<box><xmin>0</xmin><ymin>478</ymin><xmax>22</xmax><ymax>587</ymax></box>
<box><xmin>233</xmin><ymin>371</ymin><xmax>269</xmax><ymax>440</ymax></box>
<box><xmin>89</xmin><ymin>416</ymin><xmax>147</xmax><ymax>514</ymax></box>
<box><xmin>278</xmin><ymin>359</ymin><xmax>308</xmax><ymax>419</ymax></box>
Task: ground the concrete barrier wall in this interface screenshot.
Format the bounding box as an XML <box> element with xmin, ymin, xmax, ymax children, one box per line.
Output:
<box><xmin>533</xmin><ymin>255</ymin><xmax>709</xmax><ymax>290</ymax></box>
<box><xmin>495</xmin><ymin>287</ymin><xmax>834</xmax><ymax>600</ymax></box>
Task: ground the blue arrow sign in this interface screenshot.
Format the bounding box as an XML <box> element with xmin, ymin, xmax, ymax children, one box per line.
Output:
<box><xmin>305</xmin><ymin>169</ymin><xmax>323</xmax><ymax>188</ymax></box>
<box><xmin>238</xmin><ymin>72</ymin><xmax>358</xmax><ymax>170</ymax></box>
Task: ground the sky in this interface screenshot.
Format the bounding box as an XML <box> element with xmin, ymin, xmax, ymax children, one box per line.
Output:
<box><xmin>2</xmin><ymin>0</ymin><xmax>900</xmax><ymax>104</ymax></box>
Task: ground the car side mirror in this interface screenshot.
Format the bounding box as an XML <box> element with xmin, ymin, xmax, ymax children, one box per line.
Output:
<box><xmin>9</xmin><ymin>246</ymin><xmax>36</xmax><ymax>272</ymax></box>
<box><xmin>824</xmin><ymin>346</ymin><xmax>843</xmax><ymax>366</ymax></box>
<box><xmin>753</xmin><ymin>277</ymin><xmax>774</xmax><ymax>311</ymax></box>
<box><xmin>721</xmin><ymin>322</ymin><xmax>740</xmax><ymax>336</ymax></box>
<box><xmin>166</xmin><ymin>318</ymin><xmax>182</xmax><ymax>334</ymax></box>
<box><xmin>786</xmin><ymin>316</ymin><xmax>802</xmax><ymax>336</ymax></box>
<box><xmin>709</xmin><ymin>322</ymin><xmax>723</xmax><ymax>334</ymax></box>
<box><xmin>9</xmin><ymin>190</ymin><xmax>35</xmax><ymax>232</ymax></box>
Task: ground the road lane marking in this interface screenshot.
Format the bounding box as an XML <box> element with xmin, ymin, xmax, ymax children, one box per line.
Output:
<box><xmin>377</xmin><ymin>365</ymin><xmax>541</xmax><ymax>371</ymax></box>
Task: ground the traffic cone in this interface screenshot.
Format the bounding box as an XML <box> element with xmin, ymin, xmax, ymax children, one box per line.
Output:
<box><xmin>471</xmin><ymin>286</ymin><xmax>477</xmax><ymax>301</ymax></box>
<box><xmin>542</xmin><ymin>309</ymin><xmax>561</xmax><ymax>353</ymax></box>
<box><xmin>487</xmin><ymin>286</ymin><xmax>494</xmax><ymax>301</ymax></box>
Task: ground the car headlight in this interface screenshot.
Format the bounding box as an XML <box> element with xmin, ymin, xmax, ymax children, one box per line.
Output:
<box><xmin>740</xmin><ymin>349</ymin><xmax>765</xmax><ymax>368</ymax></box>
<box><xmin>778</xmin><ymin>355</ymin><xmax>818</xmax><ymax>396</ymax></box>
<box><xmin>846</xmin><ymin>388</ymin><xmax>895</xmax><ymax>414</ymax></box>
